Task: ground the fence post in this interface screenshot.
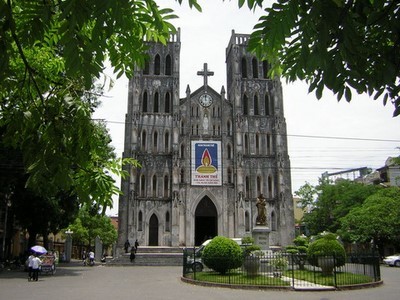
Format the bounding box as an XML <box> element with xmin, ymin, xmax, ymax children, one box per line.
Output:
<box><xmin>333</xmin><ymin>254</ymin><xmax>337</xmax><ymax>287</ymax></box>
<box><xmin>291</xmin><ymin>253</ymin><xmax>295</xmax><ymax>288</ymax></box>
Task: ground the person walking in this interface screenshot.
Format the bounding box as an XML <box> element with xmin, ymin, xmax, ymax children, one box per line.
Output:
<box><xmin>130</xmin><ymin>247</ymin><xmax>136</xmax><ymax>263</ymax></box>
<box><xmin>27</xmin><ymin>252</ymin><xmax>35</xmax><ymax>281</ymax></box>
<box><xmin>134</xmin><ymin>239</ymin><xmax>139</xmax><ymax>253</ymax></box>
<box><xmin>82</xmin><ymin>250</ymin><xmax>87</xmax><ymax>266</ymax></box>
<box><xmin>124</xmin><ymin>240</ymin><xmax>130</xmax><ymax>253</ymax></box>
<box><xmin>31</xmin><ymin>254</ymin><xmax>42</xmax><ymax>282</ymax></box>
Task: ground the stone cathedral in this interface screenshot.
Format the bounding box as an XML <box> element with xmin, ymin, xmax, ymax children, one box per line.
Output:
<box><xmin>117</xmin><ymin>29</ymin><xmax>294</xmax><ymax>252</ymax></box>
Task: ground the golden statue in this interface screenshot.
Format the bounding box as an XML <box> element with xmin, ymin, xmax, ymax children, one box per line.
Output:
<box><xmin>256</xmin><ymin>194</ymin><xmax>267</xmax><ymax>226</ymax></box>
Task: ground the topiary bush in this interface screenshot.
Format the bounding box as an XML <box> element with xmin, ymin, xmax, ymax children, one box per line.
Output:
<box><xmin>307</xmin><ymin>232</ymin><xmax>346</xmax><ymax>268</ymax></box>
<box><xmin>286</xmin><ymin>235</ymin><xmax>309</xmax><ymax>270</ymax></box>
<box><xmin>202</xmin><ymin>236</ymin><xmax>243</xmax><ymax>274</ymax></box>
<box><xmin>241</xmin><ymin>236</ymin><xmax>261</xmax><ymax>257</ymax></box>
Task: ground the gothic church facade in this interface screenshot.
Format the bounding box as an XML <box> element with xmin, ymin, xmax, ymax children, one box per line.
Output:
<box><xmin>118</xmin><ymin>29</ymin><xmax>294</xmax><ymax>250</ymax></box>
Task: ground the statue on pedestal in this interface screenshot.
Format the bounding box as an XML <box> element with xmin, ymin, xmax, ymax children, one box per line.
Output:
<box><xmin>256</xmin><ymin>194</ymin><xmax>267</xmax><ymax>226</ymax></box>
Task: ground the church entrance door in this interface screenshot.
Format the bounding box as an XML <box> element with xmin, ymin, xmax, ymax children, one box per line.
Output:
<box><xmin>149</xmin><ymin>214</ymin><xmax>159</xmax><ymax>246</ymax></box>
<box><xmin>195</xmin><ymin>197</ymin><xmax>217</xmax><ymax>246</ymax></box>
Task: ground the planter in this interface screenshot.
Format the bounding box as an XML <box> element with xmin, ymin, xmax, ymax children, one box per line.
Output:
<box><xmin>243</xmin><ymin>256</ymin><xmax>260</xmax><ymax>276</ymax></box>
<box><xmin>273</xmin><ymin>268</ymin><xmax>283</xmax><ymax>278</ymax></box>
<box><xmin>318</xmin><ymin>256</ymin><xmax>335</xmax><ymax>276</ymax></box>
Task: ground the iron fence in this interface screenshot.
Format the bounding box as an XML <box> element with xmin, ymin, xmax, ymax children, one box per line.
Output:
<box><xmin>182</xmin><ymin>250</ymin><xmax>381</xmax><ymax>289</ymax></box>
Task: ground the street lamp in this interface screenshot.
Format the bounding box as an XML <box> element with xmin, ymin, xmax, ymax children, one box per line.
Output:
<box><xmin>2</xmin><ymin>195</ymin><xmax>12</xmax><ymax>260</ymax></box>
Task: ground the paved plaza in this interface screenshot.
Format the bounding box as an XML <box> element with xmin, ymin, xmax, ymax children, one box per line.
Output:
<box><xmin>1</xmin><ymin>261</ymin><xmax>399</xmax><ymax>300</ymax></box>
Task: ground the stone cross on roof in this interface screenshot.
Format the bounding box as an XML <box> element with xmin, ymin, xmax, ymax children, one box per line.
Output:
<box><xmin>197</xmin><ymin>63</ymin><xmax>214</xmax><ymax>90</ymax></box>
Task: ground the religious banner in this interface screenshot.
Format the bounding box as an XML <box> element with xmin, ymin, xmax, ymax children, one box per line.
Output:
<box><xmin>191</xmin><ymin>141</ymin><xmax>222</xmax><ymax>186</ymax></box>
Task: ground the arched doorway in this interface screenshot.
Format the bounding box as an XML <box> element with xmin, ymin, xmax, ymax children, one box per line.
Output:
<box><xmin>149</xmin><ymin>214</ymin><xmax>159</xmax><ymax>246</ymax></box>
<box><xmin>195</xmin><ymin>197</ymin><xmax>217</xmax><ymax>245</ymax></box>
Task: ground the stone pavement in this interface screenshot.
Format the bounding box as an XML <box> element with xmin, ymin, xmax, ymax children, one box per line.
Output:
<box><xmin>0</xmin><ymin>260</ymin><xmax>399</xmax><ymax>300</ymax></box>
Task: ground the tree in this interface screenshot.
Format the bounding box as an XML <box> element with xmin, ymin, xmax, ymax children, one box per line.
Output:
<box><xmin>202</xmin><ymin>236</ymin><xmax>243</xmax><ymax>274</ymax></box>
<box><xmin>0</xmin><ymin>0</ymin><xmax>160</xmax><ymax>209</ymax></box>
<box><xmin>300</xmin><ymin>180</ymin><xmax>381</xmax><ymax>235</ymax></box>
<box><xmin>340</xmin><ymin>187</ymin><xmax>400</xmax><ymax>254</ymax></box>
<box><xmin>67</xmin><ymin>205</ymin><xmax>118</xmax><ymax>251</ymax></box>
<box><xmin>244</xmin><ymin>0</ymin><xmax>400</xmax><ymax>116</ymax></box>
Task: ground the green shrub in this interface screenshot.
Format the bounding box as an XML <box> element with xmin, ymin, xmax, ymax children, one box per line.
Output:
<box><xmin>241</xmin><ymin>236</ymin><xmax>261</xmax><ymax>256</ymax></box>
<box><xmin>307</xmin><ymin>233</ymin><xmax>346</xmax><ymax>267</ymax></box>
<box><xmin>202</xmin><ymin>236</ymin><xmax>243</xmax><ymax>274</ymax></box>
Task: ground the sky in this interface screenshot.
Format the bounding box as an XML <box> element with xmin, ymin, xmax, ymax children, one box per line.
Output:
<box><xmin>93</xmin><ymin>1</ymin><xmax>400</xmax><ymax>216</ymax></box>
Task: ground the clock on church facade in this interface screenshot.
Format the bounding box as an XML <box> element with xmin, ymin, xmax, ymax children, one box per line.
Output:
<box><xmin>117</xmin><ymin>29</ymin><xmax>294</xmax><ymax>252</ymax></box>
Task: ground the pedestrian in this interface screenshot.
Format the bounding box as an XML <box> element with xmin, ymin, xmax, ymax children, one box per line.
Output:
<box><xmin>130</xmin><ymin>247</ymin><xmax>136</xmax><ymax>263</ymax></box>
<box><xmin>124</xmin><ymin>240</ymin><xmax>130</xmax><ymax>253</ymax></box>
<box><xmin>82</xmin><ymin>250</ymin><xmax>87</xmax><ymax>266</ymax></box>
<box><xmin>31</xmin><ymin>254</ymin><xmax>41</xmax><ymax>282</ymax></box>
<box><xmin>27</xmin><ymin>252</ymin><xmax>35</xmax><ymax>281</ymax></box>
<box><xmin>88</xmin><ymin>250</ymin><xmax>95</xmax><ymax>266</ymax></box>
<box><xmin>134</xmin><ymin>239</ymin><xmax>139</xmax><ymax>253</ymax></box>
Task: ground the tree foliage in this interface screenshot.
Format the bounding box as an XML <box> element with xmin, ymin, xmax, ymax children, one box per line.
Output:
<box><xmin>340</xmin><ymin>187</ymin><xmax>400</xmax><ymax>251</ymax></box>
<box><xmin>300</xmin><ymin>179</ymin><xmax>381</xmax><ymax>235</ymax></box>
<box><xmin>67</xmin><ymin>205</ymin><xmax>118</xmax><ymax>249</ymax></box>
<box><xmin>0</xmin><ymin>0</ymin><xmax>144</xmax><ymax>209</ymax></box>
<box><xmin>244</xmin><ymin>0</ymin><xmax>400</xmax><ymax>116</ymax></box>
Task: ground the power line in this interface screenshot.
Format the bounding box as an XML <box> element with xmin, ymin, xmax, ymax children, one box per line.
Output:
<box><xmin>97</xmin><ymin>119</ymin><xmax>400</xmax><ymax>143</ymax></box>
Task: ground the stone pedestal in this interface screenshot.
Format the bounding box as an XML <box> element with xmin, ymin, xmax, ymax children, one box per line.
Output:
<box><xmin>252</xmin><ymin>226</ymin><xmax>271</xmax><ymax>250</ymax></box>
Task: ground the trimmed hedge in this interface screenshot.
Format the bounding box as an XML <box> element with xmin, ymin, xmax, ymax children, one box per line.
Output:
<box><xmin>307</xmin><ymin>233</ymin><xmax>346</xmax><ymax>267</ymax></box>
<box><xmin>202</xmin><ymin>236</ymin><xmax>243</xmax><ymax>274</ymax></box>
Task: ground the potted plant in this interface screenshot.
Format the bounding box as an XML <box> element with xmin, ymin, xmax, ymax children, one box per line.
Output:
<box><xmin>285</xmin><ymin>235</ymin><xmax>309</xmax><ymax>270</ymax></box>
<box><xmin>307</xmin><ymin>232</ymin><xmax>346</xmax><ymax>276</ymax></box>
<box><xmin>270</xmin><ymin>253</ymin><xmax>288</xmax><ymax>277</ymax></box>
<box><xmin>241</xmin><ymin>237</ymin><xmax>262</xmax><ymax>276</ymax></box>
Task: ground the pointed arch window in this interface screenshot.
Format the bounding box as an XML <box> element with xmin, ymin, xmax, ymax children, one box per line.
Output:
<box><xmin>165</xmin><ymin>54</ymin><xmax>172</xmax><ymax>75</ymax></box>
<box><xmin>154</xmin><ymin>92</ymin><xmax>159</xmax><ymax>113</ymax></box>
<box><xmin>254</xmin><ymin>95</ymin><xmax>259</xmax><ymax>115</ymax></box>
<box><xmin>243</xmin><ymin>94</ymin><xmax>248</xmax><ymax>115</ymax></box>
<box><xmin>164</xmin><ymin>131</ymin><xmax>169</xmax><ymax>152</ymax></box>
<box><xmin>265</xmin><ymin>94</ymin><xmax>270</xmax><ymax>116</ymax></box>
<box><xmin>165</xmin><ymin>211</ymin><xmax>170</xmax><ymax>232</ymax></box>
<box><xmin>256</xmin><ymin>134</ymin><xmax>260</xmax><ymax>155</ymax></box>
<box><xmin>180</xmin><ymin>120</ymin><xmax>185</xmax><ymax>135</ymax></box>
<box><xmin>154</xmin><ymin>54</ymin><xmax>161</xmax><ymax>75</ymax></box>
<box><xmin>245</xmin><ymin>176</ymin><xmax>250</xmax><ymax>198</ymax></box>
<box><xmin>252</xmin><ymin>57</ymin><xmax>258</xmax><ymax>78</ymax></box>
<box><xmin>163</xmin><ymin>175</ymin><xmax>169</xmax><ymax>198</ymax></box>
<box><xmin>152</xmin><ymin>175</ymin><xmax>157</xmax><ymax>197</ymax></box>
<box><xmin>257</xmin><ymin>176</ymin><xmax>262</xmax><ymax>195</ymax></box>
<box><xmin>143</xmin><ymin>59</ymin><xmax>150</xmax><ymax>75</ymax></box>
<box><xmin>263</xmin><ymin>60</ymin><xmax>269</xmax><ymax>79</ymax></box>
<box><xmin>165</xmin><ymin>92</ymin><xmax>171</xmax><ymax>113</ymax></box>
<box><xmin>180</xmin><ymin>168</ymin><xmax>185</xmax><ymax>183</ymax></box>
<box><xmin>267</xmin><ymin>133</ymin><xmax>271</xmax><ymax>155</ymax></box>
<box><xmin>244</xmin><ymin>134</ymin><xmax>249</xmax><ymax>155</ymax></box>
<box><xmin>180</xmin><ymin>144</ymin><xmax>185</xmax><ymax>158</ymax></box>
<box><xmin>241</xmin><ymin>57</ymin><xmax>247</xmax><ymax>78</ymax></box>
<box><xmin>268</xmin><ymin>175</ymin><xmax>273</xmax><ymax>198</ymax></box>
<box><xmin>138</xmin><ymin>211</ymin><xmax>143</xmax><ymax>231</ymax></box>
<box><xmin>141</xmin><ymin>130</ymin><xmax>147</xmax><ymax>151</ymax></box>
<box><xmin>227</xmin><ymin>120</ymin><xmax>232</xmax><ymax>136</ymax></box>
<box><xmin>227</xmin><ymin>144</ymin><xmax>232</xmax><ymax>159</ymax></box>
<box><xmin>140</xmin><ymin>175</ymin><xmax>146</xmax><ymax>197</ymax></box>
<box><xmin>153</xmin><ymin>131</ymin><xmax>158</xmax><ymax>152</ymax></box>
<box><xmin>142</xmin><ymin>91</ymin><xmax>148</xmax><ymax>112</ymax></box>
